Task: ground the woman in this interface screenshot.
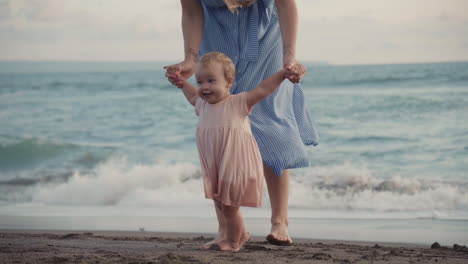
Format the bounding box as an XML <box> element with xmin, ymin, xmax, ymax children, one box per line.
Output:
<box><xmin>164</xmin><ymin>0</ymin><xmax>318</xmax><ymax>246</ymax></box>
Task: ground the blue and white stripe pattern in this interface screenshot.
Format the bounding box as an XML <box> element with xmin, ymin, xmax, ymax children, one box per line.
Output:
<box><xmin>200</xmin><ymin>0</ymin><xmax>318</xmax><ymax>176</ymax></box>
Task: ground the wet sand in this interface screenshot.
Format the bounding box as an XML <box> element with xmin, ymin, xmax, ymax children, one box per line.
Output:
<box><xmin>1</xmin><ymin>229</ymin><xmax>467</xmax><ymax>263</ymax></box>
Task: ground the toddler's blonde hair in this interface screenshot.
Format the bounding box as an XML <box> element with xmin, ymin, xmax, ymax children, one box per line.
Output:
<box><xmin>199</xmin><ymin>52</ymin><xmax>235</xmax><ymax>82</ymax></box>
<box><xmin>223</xmin><ymin>0</ymin><xmax>256</xmax><ymax>13</ymax></box>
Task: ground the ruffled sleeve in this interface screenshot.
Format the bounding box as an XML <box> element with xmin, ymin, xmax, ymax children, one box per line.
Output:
<box><xmin>233</xmin><ymin>92</ymin><xmax>251</xmax><ymax>116</ymax></box>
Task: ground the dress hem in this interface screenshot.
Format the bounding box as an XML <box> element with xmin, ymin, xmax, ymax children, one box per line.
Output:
<box><xmin>264</xmin><ymin>159</ymin><xmax>310</xmax><ymax>177</ymax></box>
<box><xmin>304</xmin><ymin>140</ymin><xmax>319</xmax><ymax>147</ymax></box>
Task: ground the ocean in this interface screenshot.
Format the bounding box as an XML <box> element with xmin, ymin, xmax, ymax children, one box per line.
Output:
<box><xmin>1</xmin><ymin>61</ymin><xmax>467</xmax><ymax>245</ymax></box>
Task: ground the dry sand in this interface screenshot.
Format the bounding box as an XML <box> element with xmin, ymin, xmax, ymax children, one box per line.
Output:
<box><xmin>1</xmin><ymin>229</ymin><xmax>467</xmax><ymax>264</ymax></box>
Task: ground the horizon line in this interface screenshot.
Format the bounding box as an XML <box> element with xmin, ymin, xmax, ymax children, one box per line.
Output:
<box><xmin>0</xmin><ymin>59</ymin><xmax>467</xmax><ymax>67</ymax></box>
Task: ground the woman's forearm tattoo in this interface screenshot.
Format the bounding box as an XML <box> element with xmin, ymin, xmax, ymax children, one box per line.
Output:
<box><xmin>185</xmin><ymin>48</ymin><xmax>199</xmax><ymax>63</ymax></box>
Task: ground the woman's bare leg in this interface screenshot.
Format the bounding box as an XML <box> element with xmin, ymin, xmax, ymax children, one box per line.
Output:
<box><xmin>263</xmin><ymin>163</ymin><xmax>292</xmax><ymax>245</ymax></box>
<box><xmin>216</xmin><ymin>205</ymin><xmax>245</xmax><ymax>251</ymax></box>
<box><xmin>203</xmin><ymin>201</ymin><xmax>226</xmax><ymax>249</ymax></box>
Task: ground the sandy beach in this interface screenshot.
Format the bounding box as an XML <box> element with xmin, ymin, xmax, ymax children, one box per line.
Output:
<box><xmin>1</xmin><ymin>230</ymin><xmax>467</xmax><ymax>264</ymax></box>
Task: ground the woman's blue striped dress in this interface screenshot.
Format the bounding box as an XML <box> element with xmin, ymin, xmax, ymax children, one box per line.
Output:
<box><xmin>200</xmin><ymin>0</ymin><xmax>318</xmax><ymax>176</ymax></box>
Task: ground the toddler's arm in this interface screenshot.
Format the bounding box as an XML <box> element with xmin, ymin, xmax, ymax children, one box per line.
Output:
<box><xmin>174</xmin><ymin>73</ymin><xmax>199</xmax><ymax>106</ymax></box>
<box><xmin>246</xmin><ymin>66</ymin><xmax>299</xmax><ymax>109</ymax></box>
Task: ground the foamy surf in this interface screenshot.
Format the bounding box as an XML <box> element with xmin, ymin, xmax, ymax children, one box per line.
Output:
<box><xmin>290</xmin><ymin>163</ymin><xmax>468</xmax><ymax>211</ymax></box>
<box><xmin>28</xmin><ymin>157</ymin><xmax>204</xmax><ymax>207</ymax></box>
<box><xmin>3</xmin><ymin>156</ymin><xmax>466</xmax><ymax>215</ymax></box>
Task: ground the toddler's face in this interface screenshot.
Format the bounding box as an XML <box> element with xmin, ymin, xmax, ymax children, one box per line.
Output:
<box><xmin>195</xmin><ymin>62</ymin><xmax>232</xmax><ymax>104</ymax></box>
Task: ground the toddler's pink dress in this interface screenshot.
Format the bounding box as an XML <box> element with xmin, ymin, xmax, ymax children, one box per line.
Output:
<box><xmin>195</xmin><ymin>92</ymin><xmax>264</xmax><ymax>207</ymax></box>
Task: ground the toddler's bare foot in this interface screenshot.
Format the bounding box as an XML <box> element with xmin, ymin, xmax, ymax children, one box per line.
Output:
<box><xmin>212</xmin><ymin>239</ymin><xmax>240</xmax><ymax>252</ymax></box>
<box><xmin>238</xmin><ymin>232</ymin><xmax>250</xmax><ymax>248</ymax></box>
<box><xmin>207</xmin><ymin>232</ymin><xmax>249</xmax><ymax>251</ymax></box>
<box><xmin>202</xmin><ymin>236</ymin><xmax>224</xmax><ymax>249</ymax></box>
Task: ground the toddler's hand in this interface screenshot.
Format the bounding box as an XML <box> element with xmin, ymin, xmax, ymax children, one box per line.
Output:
<box><xmin>284</xmin><ymin>63</ymin><xmax>306</xmax><ymax>83</ymax></box>
<box><xmin>164</xmin><ymin>65</ymin><xmax>184</xmax><ymax>88</ymax></box>
<box><xmin>171</xmin><ymin>72</ymin><xmax>187</xmax><ymax>89</ymax></box>
<box><xmin>163</xmin><ymin>60</ymin><xmax>195</xmax><ymax>88</ymax></box>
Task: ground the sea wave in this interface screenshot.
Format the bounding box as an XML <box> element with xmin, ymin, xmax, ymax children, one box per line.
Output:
<box><xmin>306</xmin><ymin>62</ymin><xmax>468</xmax><ymax>88</ymax></box>
<box><xmin>324</xmin><ymin>75</ymin><xmax>433</xmax><ymax>87</ymax></box>
<box><xmin>27</xmin><ymin>156</ymin><xmax>204</xmax><ymax>206</ymax></box>
<box><xmin>0</xmin><ymin>137</ymin><xmax>79</xmax><ymax>170</ymax></box>
<box><xmin>4</xmin><ymin>157</ymin><xmax>467</xmax><ymax>212</ymax></box>
<box><xmin>346</xmin><ymin>135</ymin><xmax>410</xmax><ymax>143</ymax></box>
<box><xmin>0</xmin><ymin>136</ymin><xmax>114</xmax><ymax>172</ymax></box>
<box><xmin>290</xmin><ymin>163</ymin><xmax>468</xmax><ymax>211</ymax></box>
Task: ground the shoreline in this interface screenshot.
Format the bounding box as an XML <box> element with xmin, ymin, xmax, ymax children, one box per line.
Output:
<box><xmin>2</xmin><ymin>229</ymin><xmax>467</xmax><ymax>264</ymax></box>
<box><xmin>2</xmin><ymin>212</ymin><xmax>467</xmax><ymax>246</ymax></box>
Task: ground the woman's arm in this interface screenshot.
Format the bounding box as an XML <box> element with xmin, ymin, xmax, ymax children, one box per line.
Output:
<box><xmin>164</xmin><ymin>0</ymin><xmax>204</xmax><ymax>88</ymax></box>
<box><xmin>275</xmin><ymin>0</ymin><xmax>305</xmax><ymax>83</ymax></box>
<box><xmin>181</xmin><ymin>0</ymin><xmax>204</xmax><ymax>64</ymax></box>
<box><xmin>275</xmin><ymin>0</ymin><xmax>298</xmax><ymax>67</ymax></box>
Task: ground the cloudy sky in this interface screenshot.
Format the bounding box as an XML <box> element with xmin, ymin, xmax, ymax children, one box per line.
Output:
<box><xmin>0</xmin><ymin>0</ymin><xmax>467</xmax><ymax>64</ymax></box>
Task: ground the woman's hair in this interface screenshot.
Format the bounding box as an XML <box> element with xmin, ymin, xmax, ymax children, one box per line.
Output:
<box><xmin>199</xmin><ymin>52</ymin><xmax>235</xmax><ymax>81</ymax></box>
<box><xmin>223</xmin><ymin>0</ymin><xmax>257</xmax><ymax>13</ymax></box>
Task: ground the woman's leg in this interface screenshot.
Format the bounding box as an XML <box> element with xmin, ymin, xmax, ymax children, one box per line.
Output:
<box><xmin>217</xmin><ymin>204</ymin><xmax>245</xmax><ymax>251</ymax></box>
<box><xmin>203</xmin><ymin>200</ymin><xmax>227</xmax><ymax>249</ymax></box>
<box><xmin>263</xmin><ymin>163</ymin><xmax>292</xmax><ymax>245</ymax></box>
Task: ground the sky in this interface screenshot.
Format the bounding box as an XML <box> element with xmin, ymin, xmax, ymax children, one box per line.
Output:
<box><xmin>0</xmin><ymin>0</ymin><xmax>467</xmax><ymax>65</ymax></box>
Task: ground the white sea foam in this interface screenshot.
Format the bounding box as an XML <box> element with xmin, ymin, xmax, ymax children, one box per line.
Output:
<box><xmin>290</xmin><ymin>162</ymin><xmax>468</xmax><ymax>211</ymax></box>
<box><xmin>19</xmin><ymin>158</ymin><xmax>468</xmax><ymax>212</ymax></box>
<box><xmin>31</xmin><ymin>156</ymin><xmax>205</xmax><ymax>207</ymax></box>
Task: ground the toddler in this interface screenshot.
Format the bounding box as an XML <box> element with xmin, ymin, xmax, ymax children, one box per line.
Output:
<box><xmin>168</xmin><ymin>52</ymin><xmax>304</xmax><ymax>251</ymax></box>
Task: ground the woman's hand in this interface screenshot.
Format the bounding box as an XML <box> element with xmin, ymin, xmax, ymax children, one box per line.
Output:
<box><xmin>164</xmin><ymin>60</ymin><xmax>196</xmax><ymax>88</ymax></box>
<box><xmin>283</xmin><ymin>56</ymin><xmax>306</xmax><ymax>83</ymax></box>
